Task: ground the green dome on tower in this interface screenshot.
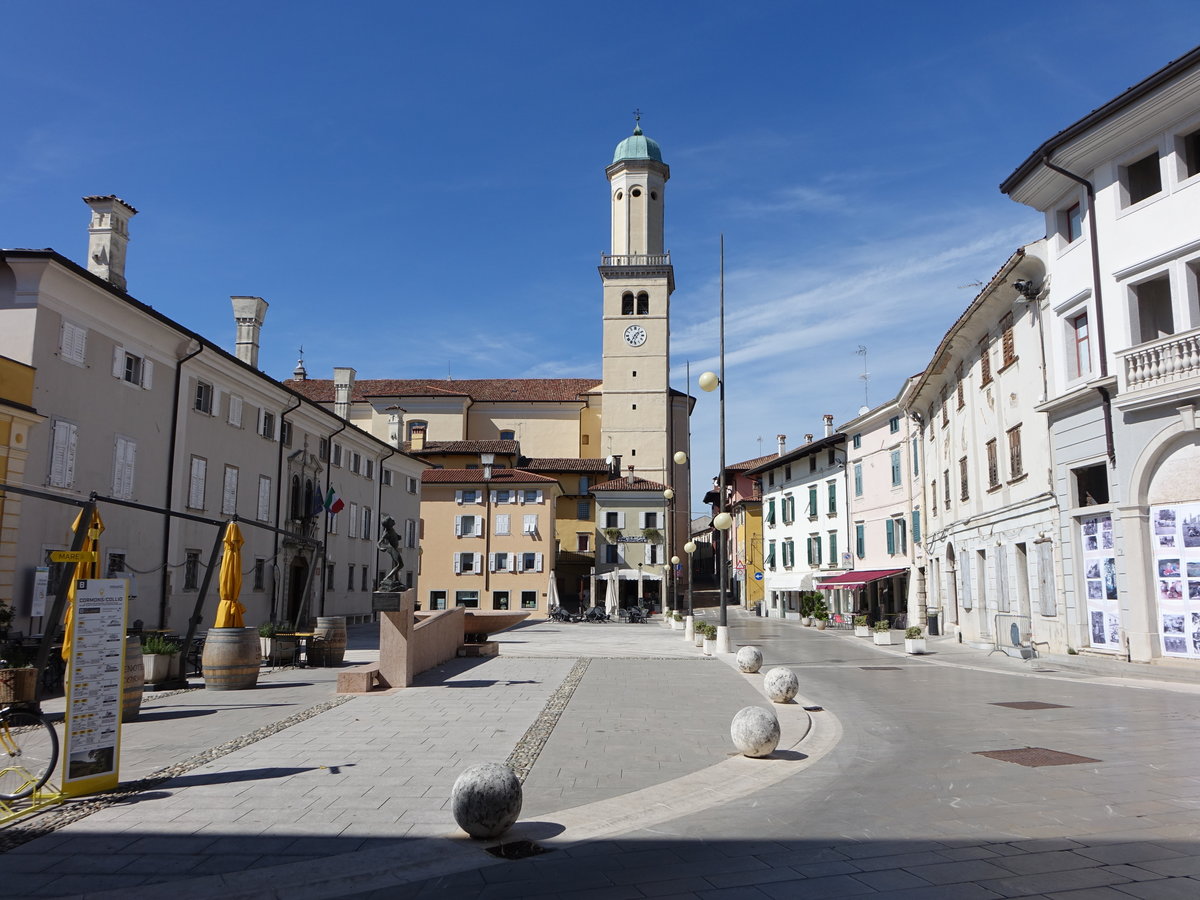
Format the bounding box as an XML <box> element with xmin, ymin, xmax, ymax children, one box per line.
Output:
<box><xmin>612</xmin><ymin>123</ymin><xmax>663</xmax><ymax>164</ymax></box>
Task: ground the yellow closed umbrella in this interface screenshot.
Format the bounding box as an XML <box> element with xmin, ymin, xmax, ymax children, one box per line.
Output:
<box><xmin>62</xmin><ymin>507</ymin><xmax>105</xmax><ymax>660</ymax></box>
<box><xmin>214</xmin><ymin>521</ymin><xmax>246</xmax><ymax>628</ymax></box>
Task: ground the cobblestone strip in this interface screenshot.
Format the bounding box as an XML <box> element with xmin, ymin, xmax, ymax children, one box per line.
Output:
<box><xmin>505</xmin><ymin>658</ymin><xmax>589</xmax><ymax>782</ymax></box>
<box><xmin>0</xmin><ymin>694</ymin><xmax>353</xmax><ymax>853</ymax></box>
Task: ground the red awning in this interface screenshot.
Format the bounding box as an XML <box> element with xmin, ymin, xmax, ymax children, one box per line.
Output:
<box><xmin>815</xmin><ymin>568</ymin><xmax>908</xmax><ymax>589</ymax></box>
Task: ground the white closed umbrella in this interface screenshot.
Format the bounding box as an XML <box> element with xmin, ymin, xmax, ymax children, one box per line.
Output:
<box><xmin>606</xmin><ymin>569</ymin><xmax>620</xmax><ymax>617</ymax></box>
<box><xmin>547</xmin><ymin>574</ymin><xmax>561</xmax><ymax>612</ymax></box>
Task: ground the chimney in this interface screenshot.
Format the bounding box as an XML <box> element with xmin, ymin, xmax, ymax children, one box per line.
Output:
<box><xmin>805</xmin><ymin>433</ymin><xmax>813</xmax><ymax>444</ymax></box>
<box><xmin>627</xmin><ymin>465</ymin><xmax>636</xmax><ymax>484</ymax></box>
<box><xmin>231</xmin><ymin>296</ymin><xmax>269</xmax><ymax>368</ymax></box>
<box><xmin>333</xmin><ymin>366</ymin><xmax>356</xmax><ymax>420</ymax></box>
<box><xmin>84</xmin><ymin>195</ymin><xmax>137</xmax><ymax>290</ymax></box>
<box><xmin>610</xmin><ymin>454</ymin><xmax>622</xmax><ymax>477</ymax></box>
<box><xmin>409</xmin><ymin>423</ymin><xmax>426</xmax><ymax>451</ymax></box>
<box><xmin>776</xmin><ymin>434</ymin><xmax>786</xmax><ymax>456</ymax></box>
<box><xmin>823</xmin><ymin>414</ymin><xmax>834</xmax><ymax>437</ymax></box>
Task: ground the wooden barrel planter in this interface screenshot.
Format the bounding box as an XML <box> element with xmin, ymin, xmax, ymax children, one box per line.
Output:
<box><xmin>0</xmin><ymin>668</ymin><xmax>37</xmax><ymax>704</ymax></box>
<box><xmin>201</xmin><ymin>627</ymin><xmax>260</xmax><ymax>691</ymax></box>
<box><xmin>310</xmin><ymin>617</ymin><xmax>347</xmax><ymax>667</ymax></box>
<box><xmin>123</xmin><ymin>636</ymin><xmax>144</xmax><ymax>720</ymax></box>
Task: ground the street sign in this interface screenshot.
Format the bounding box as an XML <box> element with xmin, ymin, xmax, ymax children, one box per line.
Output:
<box><xmin>734</xmin><ymin>561</ymin><xmax>745</xmax><ymax>571</ymax></box>
<box><xmin>754</xmin><ymin>571</ymin><xmax>763</xmax><ymax>581</ymax></box>
<box><xmin>50</xmin><ymin>550</ymin><xmax>98</xmax><ymax>563</ymax></box>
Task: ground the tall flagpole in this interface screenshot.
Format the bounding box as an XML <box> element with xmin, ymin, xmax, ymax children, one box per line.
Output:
<box><xmin>718</xmin><ymin>235</ymin><xmax>728</xmax><ymax>636</ymax></box>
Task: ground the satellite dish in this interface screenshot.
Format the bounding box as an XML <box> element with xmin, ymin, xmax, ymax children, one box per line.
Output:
<box><xmin>605</xmin><ymin>455</ymin><xmax>614</xmax><ymax>465</ymax></box>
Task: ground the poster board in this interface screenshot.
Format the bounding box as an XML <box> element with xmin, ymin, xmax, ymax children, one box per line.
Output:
<box><xmin>1149</xmin><ymin>503</ymin><xmax>1200</xmax><ymax>659</ymax></box>
<box><xmin>62</xmin><ymin>578</ymin><xmax>129</xmax><ymax>797</ymax></box>
<box><xmin>30</xmin><ymin>566</ymin><xmax>49</xmax><ymax>618</ymax></box>
<box><xmin>1079</xmin><ymin>512</ymin><xmax>1121</xmax><ymax>651</ymax></box>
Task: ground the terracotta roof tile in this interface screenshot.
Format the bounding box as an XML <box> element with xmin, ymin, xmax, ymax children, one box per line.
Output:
<box><xmin>590</xmin><ymin>476</ymin><xmax>668</xmax><ymax>492</ymax></box>
<box><xmin>289</xmin><ymin>378</ymin><xmax>601</xmax><ymax>404</ymax></box>
<box><xmin>407</xmin><ymin>440</ymin><xmax>520</xmax><ymax>455</ymax></box>
<box><xmin>522</xmin><ymin>457</ymin><xmax>613</xmax><ymax>473</ymax></box>
<box><xmin>420</xmin><ymin>468</ymin><xmax>559</xmax><ymax>486</ymax></box>
<box><xmin>729</xmin><ymin>452</ymin><xmax>778</xmax><ymax>471</ymax></box>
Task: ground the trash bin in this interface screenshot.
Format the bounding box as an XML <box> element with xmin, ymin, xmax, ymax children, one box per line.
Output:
<box><xmin>754</xmin><ymin>601</ymin><xmax>763</xmax><ymax>617</ymax></box>
<box><xmin>927</xmin><ymin>611</ymin><xmax>940</xmax><ymax>636</ymax></box>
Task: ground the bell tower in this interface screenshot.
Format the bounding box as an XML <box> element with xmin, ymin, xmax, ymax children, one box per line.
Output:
<box><xmin>599</xmin><ymin>117</ymin><xmax>675</xmax><ymax>487</ymax></box>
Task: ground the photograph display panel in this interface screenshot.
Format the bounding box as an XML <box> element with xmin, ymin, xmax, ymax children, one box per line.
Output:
<box><xmin>1080</xmin><ymin>513</ymin><xmax>1120</xmax><ymax>650</ymax></box>
<box><xmin>1150</xmin><ymin>503</ymin><xmax>1200</xmax><ymax>659</ymax></box>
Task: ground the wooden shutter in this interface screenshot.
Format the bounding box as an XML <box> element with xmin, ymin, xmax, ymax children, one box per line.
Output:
<box><xmin>454</xmin><ymin>554</ymin><xmax>462</xmax><ymax>574</ymax></box>
<box><xmin>535</xmin><ymin>553</ymin><xmax>543</xmax><ymax>573</ymax></box>
<box><xmin>475</xmin><ymin>515</ymin><xmax>484</xmax><ymax>535</ymax></box>
<box><xmin>474</xmin><ymin>553</ymin><xmax>482</xmax><ymax>573</ymax></box>
<box><xmin>495</xmin><ymin>513</ymin><xmax>509</xmax><ymax>535</ymax></box>
<box><xmin>61</xmin><ymin>320</ymin><xmax>87</xmax><ymax>363</ymax></box>
<box><xmin>113</xmin><ymin>435</ymin><xmax>136</xmax><ymax>499</ymax></box>
<box><xmin>257</xmin><ymin>475</ymin><xmax>271</xmax><ymax>521</ymax></box>
<box><xmin>886</xmin><ymin>518</ymin><xmax>895</xmax><ymax>555</ymax></box>
<box><xmin>228</xmin><ymin>395</ymin><xmax>243</xmax><ymax>427</ymax></box>
<box><xmin>1036</xmin><ymin>541</ymin><xmax>1056</xmax><ymax>616</ymax></box>
<box><xmin>455</xmin><ymin>490</ymin><xmax>463</xmax><ymax>505</ymax></box>
<box><xmin>996</xmin><ymin>545</ymin><xmax>1010</xmax><ymax>613</ymax></box>
<box><xmin>188</xmin><ymin>457</ymin><xmax>206</xmax><ymax>509</ymax></box>
<box><xmin>222</xmin><ymin>466</ymin><xmax>239</xmax><ymax>515</ymax></box>
<box><xmin>112</xmin><ymin>346</ymin><xmax>125</xmax><ymax>378</ymax></box>
<box><xmin>912</xmin><ymin>510</ymin><xmax>921</xmax><ymax>544</ymax></box>
<box><xmin>617</xmin><ymin>512</ymin><xmax>626</xmax><ymax>528</ymax></box>
<box><xmin>141</xmin><ymin>359</ymin><xmax>153</xmax><ymax>390</ymax></box>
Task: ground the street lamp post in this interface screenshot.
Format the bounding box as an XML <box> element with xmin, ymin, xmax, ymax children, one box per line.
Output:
<box><xmin>700</xmin><ymin>235</ymin><xmax>732</xmax><ymax>654</ymax></box>
<box><xmin>684</xmin><ymin>540</ymin><xmax>697</xmax><ymax>619</ymax></box>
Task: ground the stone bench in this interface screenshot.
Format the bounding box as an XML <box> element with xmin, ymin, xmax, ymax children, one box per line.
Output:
<box><xmin>336</xmin><ymin>663</ymin><xmax>383</xmax><ymax>693</ymax></box>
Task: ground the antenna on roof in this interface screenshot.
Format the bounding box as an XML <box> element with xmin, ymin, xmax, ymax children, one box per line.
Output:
<box><xmin>756</xmin><ymin>436</ymin><xmax>763</xmax><ymax>456</ymax></box>
<box><xmin>856</xmin><ymin>345</ymin><xmax>870</xmax><ymax>409</ymax></box>
<box><xmin>447</xmin><ymin>360</ymin><xmax>452</xmax><ymax>381</ymax></box>
<box><xmin>958</xmin><ymin>281</ymin><xmax>984</xmax><ymax>289</ymax></box>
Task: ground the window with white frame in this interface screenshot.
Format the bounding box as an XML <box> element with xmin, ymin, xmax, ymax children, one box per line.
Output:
<box><xmin>280</xmin><ymin>420</ymin><xmax>292</xmax><ymax>447</ymax></box>
<box><xmin>111</xmin><ymin>435</ymin><xmax>136</xmax><ymax>499</ymax></box>
<box><xmin>455</xmin><ymin>552</ymin><xmax>481</xmax><ymax>574</ymax></box>
<box><xmin>1120</xmin><ymin>150</ymin><xmax>1162</xmax><ymax>207</ymax></box>
<box><xmin>828</xmin><ymin>531</ymin><xmax>838</xmax><ymax>566</ymax></box>
<box><xmin>520</xmin><ymin>590</ymin><xmax>538</xmax><ymax>609</ymax></box>
<box><xmin>491</xmin><ymin>552</ymin><xmax>511</xmax><ymax>572</ymax></box>
<box><xmin>428</xmin><ymin>590</ymin><xmax>447</xmax><ymax>610</ymax></box>
<box><xmin>807</xmin><ymin>486</ymin><xmax>818</xmax><ymax>517</ymax></box>
<box><xmin>405</xmin><ymin>518</ymin><xmax>417</xmax><ymax>548</ymax></box>
<box><xmin>888</xmin><ymin>415</ymin><xmax>900</xmax><ymax>434</ymax></box>
<box><xmin>188</xmin><ymin>456</ymin><xmax>207</xmax><ymax>509</ymax></box>
<box><xmin>381</xmin><ymin>467</ymin><xmax>392</xmax><ymax>486</ymax></box>
<box><xmin>987</xmin><ymin>439</ymin><xmax>999</xmax><ymax>489</ymax></box>
<box><xmin>1008</xmin><ymin>425</ymin><xmax>1024</xmax><ymax>480</ymax></box>
<box><xmin>257</xmin><ymin>475</ymin><xmax>271</xmax><ymax>521</ymax></box>
<box><xmin>765</xmin><ymin>541</ymin><xmax>776</xmax><ymax>569</ymax></box>
<box><xmin>827</xmin><ymin>481</ymin><xmax>836</xmax><ymax>514</ymax></box>
<box><xmin>519</xmin><ymin>552</ymin><xmax>543</xmax><ymax>573</ymax></box>
<box><xmin>406</xmin><ymin>475</ymin><xmax>419</xmax><ymax>494</ymax></box>
<box><xmin>521</xmin><ymin>489</ymin><xmax>543</xmax><ymax>504</ymax></box>
<box><xmin>456</xmin><ymin>514</ymin><xmax>482</xmax><ymax>537</ymax></box>
<box><xmin>259</xmin><ymin>408</ymin><xmax>275</xmax><ymax>440</ymax></box>
<box><xmin>362</xmin><ymin>506</ymin><xmax>372</xmax><ymax>540</ymax></box>
<box><xmin>227</xmin><ymin>395</ymin><xmax>243</xmax><ymax>427</ymax></box>
<box><xmin>642</xmin><ymin>511</ymin><xmax>658</xmax><ymax>528</ymax></box>
<box><xmin>332</xmin><ymin>443</ymin><xmax>342</xmax><ymax>467</ymax></box>
<box><xmin>1067</xmin><ymin>310</ymin><xmax>1092</xmax><ymax>381</ymax></box>
<box><xmin>523</xmin><ymin>514</ymin><xmax>538</xmax><ymax>535</ymax></box>
<box><xmin>853</xmin><ymin>463</ymin><xmax>863</xmax><ymax>497</ymax></box>
<box><xmin>495</xmin><ymin>513</ymin><xmax>510</xmax><ymax>535</ymax></box>
<box><xmin>1131</xmin><ymin>274</ymin><xmax>1174</xmax><ymax>345</ymax></box>
<box><xmin>59</xmin><ymin>320</ymin><xmax>87</xmax><ymax>366</ymax></box>
<box><xmin>194</xmin><ymin>380</ymin><xmax>213</xmax><ymax>414</ymax></box>
<box><xmin>222</xmin><ymin>465</ymin><xmax>239</xmax><ymax>515</ymax></box>
<box><xmin>365</xmin><ymin>459</ymin><xmax>374</xmax><ymax>480</ymax></box>
<box><xmin>492</xmin><ymin>590</ymin><xmax>510</xmax><ymax>610</ymax></box>
<box><xmin>456</xmin><ymin>490</ymin><xmax>481</xmax><ymax>505</ymax></box>
<box><xmin>349</xmin><ymin>451</ymin><xmax>361</xmax><ymax>474</ymax></box>
<box><xmin>855</xmin><ymin>523</ymin><xmax>865</xmax><ymax>558</ymax></box>
<box><xmin>648</xmin><ymin>543</ymin><xmax>659</xmax><ymax>565</ymax></box>
<box><xmin>113</xmin><ymin>347</ymin><xmax>152</xmax><ymax>389</ymax></box>
<box><xmin>348</xmin><ymin>502</ymin><xmax>359</xmax><ymax>538</ymax></box>
<box><xmin>1059</xmin><ymin>201</ymin><xmax>1083</xmax><ymax>245</ymax></box>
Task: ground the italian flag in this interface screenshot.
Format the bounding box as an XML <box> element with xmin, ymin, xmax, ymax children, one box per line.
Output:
<box><xmin>324</xmin><ymin>485</ymin><xmax>345</xmax><ymax>514</ymax></box>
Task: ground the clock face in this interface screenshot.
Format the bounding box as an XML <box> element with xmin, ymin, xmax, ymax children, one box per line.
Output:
<box><xmin>624</xmin><ymin>324</ymin><xmax>647</xmax><ymax>347</ymax></box>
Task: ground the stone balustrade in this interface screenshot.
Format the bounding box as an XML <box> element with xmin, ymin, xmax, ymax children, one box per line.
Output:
<box><xmin>1119</xmin><ymin>327</ymin><xmax>1200</xmax><ymax>393</ymax></box>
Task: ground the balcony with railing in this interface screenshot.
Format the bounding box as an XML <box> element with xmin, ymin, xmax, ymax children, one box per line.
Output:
<box><xmin>1116</xmin><ymin>326</ymin><xmax>1200</xmax><ymax>407</ymax></box>
<box><xmin>600</xmin><ymin>252</ymin><xmax>672</xmax><ymax>267</ymax></box>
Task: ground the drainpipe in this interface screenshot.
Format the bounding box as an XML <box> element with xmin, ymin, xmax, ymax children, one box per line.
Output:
<box><xmin>271</xmin><ymin>395</ymin><xmax>303</xmax><ymax>620</ymax></box>
<box><xmin>1040</xmin><ymin>157</ymin><xmax>1116</xmax><ymax>465</ymax></box>
<box><xmin>160</xmin><ymin>342</ymin><xmax>204</xmax><ymax>627</ymax></box>
<box><xmin>320</xmin><ymin>420</ymin><xmax>348</xmax><ymax>616</ymax></box>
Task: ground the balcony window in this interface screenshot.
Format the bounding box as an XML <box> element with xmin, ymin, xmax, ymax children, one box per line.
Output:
<box><xmin>1067</xmin><ymin>311</ymin><xmax>1092</xmax><ymax>381</ymax></box>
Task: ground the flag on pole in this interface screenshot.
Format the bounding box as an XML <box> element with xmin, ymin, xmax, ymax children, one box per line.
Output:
<box><xmin>324</xmin><ymin>485</ymin><xmax>345</xmax><ymax>514</ymax></box>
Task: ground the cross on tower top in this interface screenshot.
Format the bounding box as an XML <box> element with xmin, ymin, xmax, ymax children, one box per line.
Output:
<box><xmin>632</xmin><ymin>108</ymin><xmax>642</xmax><ymax>134</ymax></box>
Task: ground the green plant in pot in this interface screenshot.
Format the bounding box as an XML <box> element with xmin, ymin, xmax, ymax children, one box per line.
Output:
<box><xmin>142</xmin><ymin>634</ymin><xmax>182</xmax><ymax>684</ymax></box>
<box><xmin>853</xmin><ymin>614</ymin><xmax>870</xmax><ymax>636</ymax></box>
<box><xmin>603</xmin><ymin>528</ymin><xmax>622</xmax><ymax>543</ymax></box>
<box><xmin>904</xmin><ymin>625</ymin><xmax>927</xmax><ymax>654</ymax></box>
<box><xmin>872</xmin><ymin>620</ymin><xmax>894</xmax><ymax>646</ymax></box>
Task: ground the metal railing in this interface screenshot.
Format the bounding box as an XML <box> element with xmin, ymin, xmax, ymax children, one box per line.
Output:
<box><xmin>992</xmin><ymin>614</ymin><xmax>1035</xmax><ymax>659</ymax></box>
<box><xmin>600</xmin><ymin>253</ymin><xmax>671</xmax><ymax>267</ymax></box>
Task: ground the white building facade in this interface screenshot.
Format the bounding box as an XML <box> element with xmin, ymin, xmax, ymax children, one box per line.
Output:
<box><xmin>1001</xmin><ymin>46</ymin><xmax>1200</xmax><ymax>667</ymax></box>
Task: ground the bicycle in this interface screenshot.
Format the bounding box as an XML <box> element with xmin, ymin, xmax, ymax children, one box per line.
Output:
<box><xmin>0</xmin><ymin>704</ymin><xmax>59</xmax><ymax>802</ymax></box>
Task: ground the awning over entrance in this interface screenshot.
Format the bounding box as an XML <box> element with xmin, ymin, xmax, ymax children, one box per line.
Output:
<box><xmin>815</xmin><ymin>568</ymin><xmax>907</xmax><ymax>589</ymax></box>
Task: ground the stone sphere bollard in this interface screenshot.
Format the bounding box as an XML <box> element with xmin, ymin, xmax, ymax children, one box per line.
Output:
<box><xmin>730</xmin><ymin>706</ymin><xmax>781</xmax><ymax>758</ymax></box>
<box><xmin>450</xmin><ymin>762</ymin><xmax>523</xmax><ymax>839</ymax></box>
<box><xmin>763</xmin><ymin>666</ymin><xmax>799</xmax><ymax>703</ymax></box>
<box><xmin>736</xmin><ymin>645</ymin><xmax>763</xmax><ymax>673</ymax></box>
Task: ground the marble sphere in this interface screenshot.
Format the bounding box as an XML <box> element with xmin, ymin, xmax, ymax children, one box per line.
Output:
<box><xmin>450</xmin><ymin>762</ymin><xmax>523</xmax><ymax>839</ymax></box>
<box><xmin>736</xmin><ymin>645</ymin><xmax>764</xmax><ymax>673</ymax></box>
<box><xmin>730</xmin><ymin>706</ymin><xmax>781</xmax><ymax>758</ymax></box>
<box><xmin>763</xmin><ymin>666</ymin><xmax>799</xmax><ymax>703</ymax></box>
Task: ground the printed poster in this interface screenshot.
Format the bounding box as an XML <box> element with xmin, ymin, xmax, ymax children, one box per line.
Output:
<box><xmin>1079</xmin><ymin>513</ymin><xmax>1121</xmax><ymax>651</ymax></box>
<box><xmin>1150</xmin><ymin>503</ymin><xmax>1200</xmax><ymax>659</ymax></box>
<box><xmin>62</xmin><ymin>578</ymin><xmax>129</xmax><ymax>796</ymax></box>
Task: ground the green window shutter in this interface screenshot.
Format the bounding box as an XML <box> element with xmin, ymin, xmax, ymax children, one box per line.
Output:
<box><xmin>886</xmin><ymin>518</ymin><xmax>896</xmax><ymax>555</ymax></box>
<box><xmin>766</xmin><ymin>500</ymin><xmax>775</xmax><ymax>525</ymax></box>
<box><xmin>808</xmin><ymin>487</ymin><xmax>817</xmax><ymax>515</ymax></box>
<box><xmin>856</xmin><ymin>524</ymin><xmax>865</xmax><ymax>558</ymax></box>
<box><xmin>805</xmin><ymin>538</ymin><xmax>812</xmax><ymax>566</ymax></box>
<box><xmin>854</xmin><ymin>463</ymin><xmax>862</xmax><ymax>496</ymax></box>
<box><xmin>912</xmin><ymin>510</ymin><xmax>921</xmax><ymax>543</ymax></box>
<box><xmin>829</xmin><ymin>533</ymin><xmax>837</xmax><ymax>565</ymax></box>
<box><xmin>828</xmin><ymin>483</ymin><xmax>836</xmax><ymax>514</ymax></box>
<box><xmin>814</xmin><ymin>536</ymin><xmax>822</xmax><ymax>565</ymax></box>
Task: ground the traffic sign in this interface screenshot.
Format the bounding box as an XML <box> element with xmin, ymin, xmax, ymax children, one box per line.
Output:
<box><xmin>734</xmin><ymin>561</ymin><xmax>745</xmax><ymax>572</ymax></box>
<box><xmin>50</xmin><ymin>550</ymin><xmax>98</xmax><ymax>563</ymax></box>
<box><xmin>754</xmin><ymin>571</ymin><xmax>763</xmax><ymax>581</ymax></box>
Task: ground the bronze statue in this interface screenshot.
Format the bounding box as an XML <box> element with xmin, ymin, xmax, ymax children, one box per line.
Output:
<box><xmin>377</xmin><ymin>515</ymin><xmax>405</xmax><ymax>592</ymax></box>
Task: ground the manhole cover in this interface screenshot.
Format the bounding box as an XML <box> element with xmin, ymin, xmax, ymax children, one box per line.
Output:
<box><xmin>486</xmin><ymin>840</ymin><xmax>551</xmax><ymax>860</ymax></box>
<box><xmin>974</xmin><ymin>747</ymin><xmax>1100</xmax><ymax>767</ymax></box>
<box><xmin>990</xmin><ymin>701</ymin><xmax>1069</xmax><ymax>710</ymax></box>
<box><xmin>859</xmin><ymin>666</ymin><xmax>902</xmax><ymax>671</ymax></box>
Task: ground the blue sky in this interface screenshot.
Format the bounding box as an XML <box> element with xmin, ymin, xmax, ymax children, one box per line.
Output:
<box><xmin>4</xmin><ymin>2</ymin><xmax>1197</xmax><ymax>512</ymax></box>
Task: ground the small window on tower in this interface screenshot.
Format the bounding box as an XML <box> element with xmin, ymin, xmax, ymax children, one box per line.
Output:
<box><xmin>622</xmin><ymin>293</ymin><xmax>634</xmax><ymax>316</ymax></box>
<box><xmin>631</xmin><ymin>188</ymin><xmax>642</xmax><ymax>198</ymax></box>
<box><xmin>650</xmin><ymin>191</ymin><xmax>658</xmax><ymax>200</ymax></box>
<box><xmin>615</xmin><ymin>191</ymin><xmax>623</xmax><ymax>201</ymax></box>
<box><xmin>636</xmin><ymin>293</ymin><xmax>649</xmax><ymax>314</ymax></box>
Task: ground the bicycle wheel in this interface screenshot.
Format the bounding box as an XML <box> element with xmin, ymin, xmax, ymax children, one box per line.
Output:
<box><xmin>0</xmin><ymin>710</ymin><xmax>59</xmax><ymax>801</ymax></box>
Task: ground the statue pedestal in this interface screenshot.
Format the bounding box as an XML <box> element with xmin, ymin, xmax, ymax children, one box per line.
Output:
<box><xmin>376</xmin><ymin>591</ymin><xmax>416</xmax><ymax>688</ymax></box>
